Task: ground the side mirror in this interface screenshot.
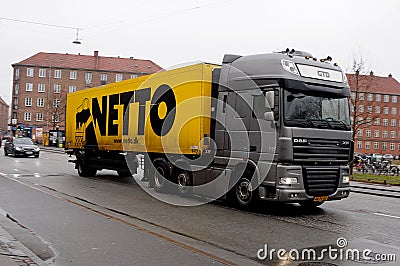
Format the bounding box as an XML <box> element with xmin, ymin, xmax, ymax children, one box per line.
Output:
<box><xmin>265</xmin><ymin>91</ymin><xmax>274</xmax><ymax>108</ymax></box>
<box><xmin>264</xmin><ymin>111</ymin><xmax>275</xmax><ymax>121</ymax></box>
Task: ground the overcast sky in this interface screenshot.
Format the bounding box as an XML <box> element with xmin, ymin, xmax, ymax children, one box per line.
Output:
<box><xmin>1</xmin><ymin>0</ymin><xmax>399</xmax><ymax>104</ymax></box>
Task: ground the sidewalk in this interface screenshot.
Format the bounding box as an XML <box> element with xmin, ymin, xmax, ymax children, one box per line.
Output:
<box><xmin>0</xmin><ymin>225</ymin><xmax>47</xmax><ymax>266</ymax></box>
<box><xmin>350</xmin><ymin>181</ymin><xmax>400</xmax><ymax>198</ymax></box>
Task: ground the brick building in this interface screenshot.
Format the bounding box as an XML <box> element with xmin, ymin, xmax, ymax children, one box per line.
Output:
<box><xmin>0</xmin><ymin>96</ymin><xmax>9</xmax><ymax>139</ymax></box>
<box><xmin>11</xmin><ymin>51</ymin><xmax>162</xmax><ymax>141</ymax></box>
<box><xmin>348</xmin><ymin>72</ymin><xmax>400</xmax><ymax>156</ymax></box>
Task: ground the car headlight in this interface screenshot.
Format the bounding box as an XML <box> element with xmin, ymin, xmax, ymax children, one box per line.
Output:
<box><xmin>342</xmin><ymin>175</ymin><xmax>350</xmax><ymax>184</ymax></box>
<box><xmin>34</xmin><ymin>147</ymin><xmax>40</xmax><ymax>152</ymax></box>
<box><xmin>15</xmin><ymin>147</ymin><xmax>23</xmax><ymax>151</ymax></box>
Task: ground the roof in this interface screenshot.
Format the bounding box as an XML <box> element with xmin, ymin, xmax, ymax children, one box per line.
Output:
<box><xmin>0</xmin><ymin>96</ymin><xmax>9</xmax><ymax>107</ymax></box>
<box><xmin>12</xmin><ymin>51</ymin><xmax>163</xmax><ymax>74</ymax></box>
<box><xmin>346</xmin><ymin>73</ymin><xmax>400</xmax><ymax>95</ymax></box>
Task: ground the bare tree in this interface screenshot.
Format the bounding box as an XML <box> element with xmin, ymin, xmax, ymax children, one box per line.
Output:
<box><xmin>46</xmin><ymin>88</ymin><xmax>66</xmax><ymax>131</ymax></box>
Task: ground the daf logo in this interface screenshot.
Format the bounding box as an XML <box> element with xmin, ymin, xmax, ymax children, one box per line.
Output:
<box><xmin>293</xmin><ymin>138</ymin><xmax>308</xmax><ymax>143</ymax></box>
<box><xmin>317</xmin><ymin>70</ymin><xmax>330</xmax><ymax>78</ymax></box>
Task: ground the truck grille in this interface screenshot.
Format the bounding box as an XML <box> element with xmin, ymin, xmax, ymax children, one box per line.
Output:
<box><xmin>293</xmin><ymin>138</ymin><xmax>350</xmax><ymax>165</ymax></box>
<box><xmin>303</xmin><ymin>167</ymin><xmax>339</xmax><ymax>196</ymax></box>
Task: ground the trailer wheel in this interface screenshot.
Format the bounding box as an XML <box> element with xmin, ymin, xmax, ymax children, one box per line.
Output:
<box><xmin>299</xmin><ymin>201</ymin><xmax>324</xmax><ymax>208</ymax></box>
<box><xmin>176</xmin><ymin>170</ymin><xmax>192</xmax><ymax>197</ymax></box>
<box><xmin>153</xmin><ymin>161</ymin><xmax>170</xmax><ymax>193</ymax></box>
<box><xmin>77</xmin><ymin>160</ymin><xmax>97</xmax><ymax>177</ymax></box>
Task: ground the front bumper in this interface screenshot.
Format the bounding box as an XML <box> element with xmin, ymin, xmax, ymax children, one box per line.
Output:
<box><xmin>275</xmin><ymin>187</ymin><xmax>350</xmax><ymax>202</ymax></box>
<box><xmin>15</xmin><ymin>150</ymin><xmax>40</xmax><ymax>157</ymax></box>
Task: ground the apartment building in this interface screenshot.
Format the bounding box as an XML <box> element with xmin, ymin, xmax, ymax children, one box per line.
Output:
<box><xmin>11</xmin><ymin>51</ymin><xmax>162</xmax><ymax>140</ymax></box>
<box><xmin>348</xmin><ymin>72</ymin><xmax>400</xmax><ymax>156</ymax></box>
<box><xmin>0</xmin><ymin>96</ymin><xmax>9</xmax><ymax>139</ymax></box>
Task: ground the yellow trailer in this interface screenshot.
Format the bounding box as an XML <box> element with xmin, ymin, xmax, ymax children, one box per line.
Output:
<box><xmin>66</xmin><ymin>63</ymin><xmax>219</xmax><ymax>176</ymax></box>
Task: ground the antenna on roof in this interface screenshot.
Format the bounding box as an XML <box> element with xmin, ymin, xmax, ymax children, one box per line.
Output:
<box><xmin>72</xmin><ymin>29</ymin><xmax>81</xmax><ymax>44</ymax></box>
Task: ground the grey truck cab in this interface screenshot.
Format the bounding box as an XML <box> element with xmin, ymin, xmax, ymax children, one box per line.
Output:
<box><xmin>213</xmin><ymin>49</ymin><xmax>352</xmax><ymax>208</ymax></box>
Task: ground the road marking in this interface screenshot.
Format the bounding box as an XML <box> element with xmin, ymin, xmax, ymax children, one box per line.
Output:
<box><xmin>374</xmin><ymin>212</ymin><xmax>400</xmax><ymax>220</ymax></box>
<box><xmin>0</xmin><ymin>172</ymin><xmax>7</xmax><ymax>177</ymax></box>
<box><xmin>14</xmin><ymin>169</ymin><xmax>19</xmax><ymax>172</ymax></box>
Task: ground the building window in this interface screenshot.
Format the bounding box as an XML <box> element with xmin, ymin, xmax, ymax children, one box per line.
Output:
<box><xmin>37</xmin><ymin>98</ymin><xmax>44</xmax><ymax>107</ymax></box>
<box><xmin>70</xmin><ymin>70</ymin><xmax>77</xmax><ymax>80</ymax></box>
<box><xmin>359</xmin><ymin>105</ymin><xmax>364</xmax><ymax>113</ymax></box>
<box><xmin>357</xmin><ymin>141</ymin><xmax>362</xmax><ymax>149</ymax></box>
<box><xmin>374</xmin><ymin>118</ymin><xmax>380</xmax><ymax>126</ymax></box>
<box><xmin>390</xmin><ymin>143</ymin><xmax>395</xmax><ymax>150</ymax></box>
<box><xmin>374</xmin><ymin>130</ymin><xmax>380</xmax><ymax>138</ymax></box>
<box><xmin>366</xmin><ymin>130</ymin><xmax>371</xmax><ymax>137</ymax></box>
<box><xmin>376</xmin><ymin>94</ymin><xmax>381</xmax><ymax>102</ymax></box>
<box><xmin>100</xmin><ymin>73</ymin><xmax>107</xmax><ymax>82</ymax></box>
<box><xmin>391</xmin><ymin>131</ymin><xmax>396</xmax><ymax>138</ymax></box>
<box><xmin>374</xmin><ymin>142</ymin><xmax>379</xmax><ymax>150</ymax></box>
<box><xmin>391</xmin><ymin>119</ymin><xmax>396</xmax><ymax>127</ymax></box>
<box><xmin>365</xmin><ymin>142</ymin><xmax>370</xmax><ymax>150</ymax></box>
<box><xmin>398</xmin><ymin>143</ymin><xmax>400</xmax><ymax>150</ymax></box>
<box><xmin>24</xmin><ymin>112</ymin><xmax>32</xmax><ymax>121</ymax></box>
<box><xmin>15</xmin><ymin>69</ymin><xmax>20</xmax><ymax>79</ymax></box>
<box><xmin>367</xmin><ymin>94</ymin><xmax>373</xmax><ymax>101</ymax></box>
<box><xmin>26</xmin><ymin>68</ymin><xmax>34</xmax><ymax>77</ymax></box>
<box><xmin>52</xmin><ymin>114</ymin><xmax>59</xmax><ymax>123</ymax></box>
<box><xmin>39</xmin><ymin>69</ymin><xmax>46</xmax><ymax>77</ymax></box>
<box><xmin>357</xmin><ymin>129</ymin><xmax>363</xmax><ymax>137</ymax></box>
<box><xmin>383</xmin><ymin>131</ymin><xmax>388</xmax><ymax>138</ymax></box>
<box><xmin>392</xmin><ymin>95</ymin><xmax>397</xmax><ymax>103</ymax></box>
<box><xmin>14</xmin><ymin>83</ymin><xmax>19</xmax><ymax>95</ymax></box>
<box><xmin>69</xmin><ymin>85</ymin><xmax>76</xmax><ymax>93</ymax></box>
<box><xmin>26</xmin><ymin>83</ymin><xmax>33</xmax><ymax>91</ymax></box>
<box><xmin>384</xmin><ymin>95</ymin><xmax>389</xmax><ymax>102</ymax></box>
<box><xmin>36</xmin><ymin>113</ymin><xmax>43</xmax><ymax>122</ymax></box>
<box><xmin>53</xmin><ymin>99</ymin><xmax>60</xmax><ymax>108</ymax></box>
<box><xmin>25</xmin><ymin>98</ymin><xmax>32</xmax><ymax>107</ymax></box>
<box><xmin>359</xmin><ymin>93</ymin><xmax>364</xmax><ymax>100</ymax></box>
<box><xmin>131</xmin><ymin>74</ymin><xmax>138</xmax><ymax>79</ymax></box>
<box><xmin>383</xmin><ymin>119</ymin><xmax>388</xmax><ymax>126</ymax></box>
<box><xmin>375</xmin><ymin>106</ymin><xmax>380</xmax><ymax>113</ymax></box>
<box><xmin>383</xmin><ymin>107</ymin><xmax>389</xmax><ymax>114</ymax></box>
<box><xmin>54</xmin><ymin>84</ymin><xmax>61</xmax><ymax>94</ymax></box>
<box><xmin>85</xmin><ymin>73</ymin><xmax>92</xmax><ymax>84</ymax></box>
<box><xmin>116</xmin><ymin>74</ymin><xmax>123</xmax><ymax>82</ymax></box>
<box><xmin>382</xmin><ymin>142</ymin><xmax>387</xmax><ymax>150</ymax></box>
<box><xmin>54</xmin><ymin>70</ymin><xmax>62</xmax><ymax>78</ymax></box>
<box><xmin>367</xmin><ymin>106</ymin><xmax>372</xmax><ymax>113</ymax></box>
<box><xmin>38</xmin><ymin>84</ymin><xmax>45</xmax><ymax>92</ymax></box>
<box><xmin>366</xmin><ymin>118</ymin><xmax>372</xmax><ymax>125</ymax></box>
<box><xmin>350</xmin><ymin>92</ymin><xmax>356</xmax><ymax>100</ymax></box>
<box><xmin>392</xmin><ymin>107</ymin><xmax>397</xmax><ymax>115</ymax></box>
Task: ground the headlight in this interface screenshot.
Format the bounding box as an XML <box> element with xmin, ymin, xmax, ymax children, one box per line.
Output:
<box><xmin>280</xmin><ymin>177</ymin><xmax>298</xmax><ymax>185</ymax></box>
<box><xmin>34</xmin><ymin>147</ymin><xmax>40</xmax><ymax>152</ymax></box>
<box><xmin>15</xmin><ymin>147</ymin><xmax>23</xmax><ymax>151</ymax></box>
<box><xmin>281</xmin><ymin>60</ymin><xmax>300</xmax><ymax>76</ymax></box>
<box><xmin>342</xmin><ymin>175</ymin><xmax>350</xmax><ymax>184</ymax></box>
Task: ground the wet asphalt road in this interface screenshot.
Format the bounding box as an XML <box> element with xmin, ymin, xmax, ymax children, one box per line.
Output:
<box><xmin>0</xmin><ymin>150</ymin><xmax>399</xmax><ymax>266</ymax></box>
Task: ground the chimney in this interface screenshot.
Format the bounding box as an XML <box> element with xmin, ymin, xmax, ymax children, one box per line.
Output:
<box><xmin>370</xmin><ymin>70</ymin><xmax>374</xmax><ymax>76</ymax></box>
<box><xmin>389</xmin><ymin>73</ymin><xmax>393</xmax><ymax>78</ymax></box>
<box><xmin>94</xmin><ymin>51</ymin><xmax>99</xmax><ymax>70</ymax></box>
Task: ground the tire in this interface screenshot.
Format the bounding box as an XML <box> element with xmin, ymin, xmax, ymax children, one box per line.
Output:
<box><xmin>35</xmin><ymin>153</ymin><xmax>39</xmax><ymax>158</ymax></box>
<box><xmin>77</xmin><ymin>159</ymin><xmax>97</xmax><ymax>177</ymax></box>
<box><xmin>299</xmin><ymin>201</ymin><xmax>324</xmax><ymax>208</ymax></box>
<box><xmin>229</xmin><ymin>170</ymin><xmax>258</xmax><ymax>209</ymax></box>
<box><xmin>153</xmin><ymin>160</ymin><xmax>170</xmax><ymax>193</ymax></box>
<box><xmin>176</xmin><ymin>170</ymin><xmax>193</xmax><ymax>197</ymax></box>
<box><xmin>117</xmin><ymin>170</ymin><xmax>131</xmax><ymax>177</ymax></box>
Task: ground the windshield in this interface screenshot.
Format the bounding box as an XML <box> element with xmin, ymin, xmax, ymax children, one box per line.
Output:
<box><xmin>284</xmin><ymin>91</ymin><xmax>350</xmax><ymax>130</ymax></box>
<box><xmin>14</xmin><ymin>138</ymin><xmax>34</xmax><ymax>145</ymax></box>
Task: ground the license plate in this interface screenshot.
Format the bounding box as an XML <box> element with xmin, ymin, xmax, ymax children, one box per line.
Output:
<box><xmin>26</xmin><ymin>152</ymin><xmax>33</xmax><ymax>155</ymax></box>
<box><xmin>313</xmin><ymin>196</ymin><xmax>328</xmax><ymax>202</ymax></box>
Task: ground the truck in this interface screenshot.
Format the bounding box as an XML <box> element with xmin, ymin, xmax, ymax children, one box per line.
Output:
<box><xmin>65</xmin><ymin>49</ymin><xmax>353</xmax><ymax>209</ymax></box>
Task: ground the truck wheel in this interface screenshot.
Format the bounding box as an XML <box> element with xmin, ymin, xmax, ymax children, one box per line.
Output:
<box><xmin>176</xmin><ymin>170</ymin><xmax>192</xmax><ymax>197</ymax></box>
<box><xmin>77</xmin><ymin>160</ymin><xmax>97</xmax><ymax>177</ymax></box>
<box><xmin>299</xmin><ymin>201</ymin><xmax>324</xmax><ymax>208</ymax></box>
<box><xmin>117</xmin><ymin>170</ymin><xmax>131</xmax><ymax>177</ymax></box>
<box><xmin>229</xmin><ymin>171</ymin><xmax>258</xmax><ymax>209</ymax></box>
<box><xmin>153</xmin><ymin>161</ymin><xmax>170</xmax><ymax>193</ymax></box>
